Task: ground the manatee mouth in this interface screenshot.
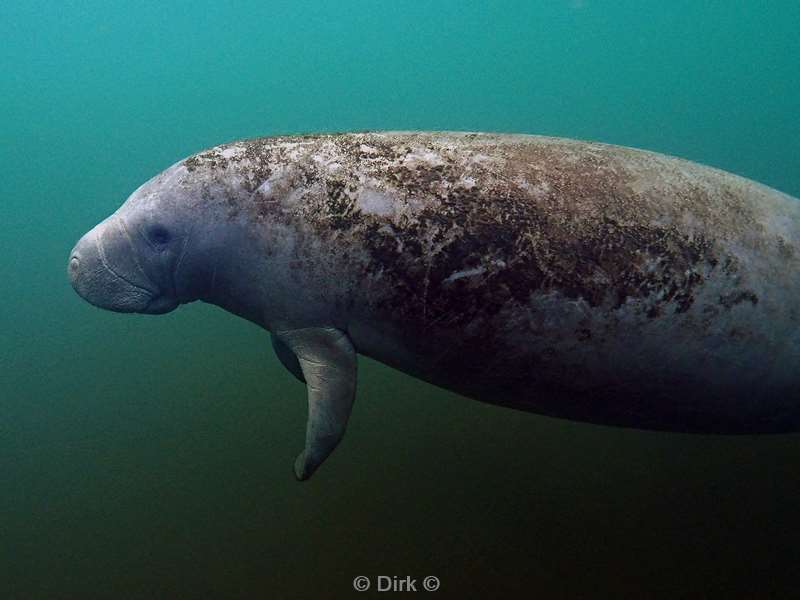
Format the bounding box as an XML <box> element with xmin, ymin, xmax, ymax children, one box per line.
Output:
<box><xmin>69</xmin><ymin>228</ymin><xmax>178</xmax><ymax>315</ymax></box>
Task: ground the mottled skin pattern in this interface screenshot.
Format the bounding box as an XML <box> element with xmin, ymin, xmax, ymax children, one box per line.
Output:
<box><xmin>76</xmin><ymin>132</ymin><xmax>800</xmax><ymax>435</ymax></box>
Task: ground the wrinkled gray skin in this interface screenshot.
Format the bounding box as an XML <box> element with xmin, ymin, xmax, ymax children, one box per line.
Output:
<box><xmin>69</xmin><ymin>132</ymin><xmax>800</xmax><ymax>479</ymax></box>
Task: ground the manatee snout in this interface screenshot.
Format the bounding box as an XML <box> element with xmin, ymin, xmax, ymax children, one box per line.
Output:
<box><xmin>68</xmin><ymin>217</ymin><xmax>178</xmax><ymax>315</ymax></box>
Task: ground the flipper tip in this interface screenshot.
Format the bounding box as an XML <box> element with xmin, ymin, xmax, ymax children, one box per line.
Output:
<box><xmin>294</xmin><ymin>451</ymin><xmax>312</xmax><ymax>481</ymax></box>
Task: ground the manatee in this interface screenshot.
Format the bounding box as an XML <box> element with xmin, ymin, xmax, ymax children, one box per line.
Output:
<box><xmin>68</xmin><ymin>132</ymin><xmax>800</xmax><ymax>479</ymax></box>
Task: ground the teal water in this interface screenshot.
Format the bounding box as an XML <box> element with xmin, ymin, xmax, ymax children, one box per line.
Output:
<box><xmin>2</xmin><ymin>2</ymin><xmax>799</xmax><ymax>597</ymax></box>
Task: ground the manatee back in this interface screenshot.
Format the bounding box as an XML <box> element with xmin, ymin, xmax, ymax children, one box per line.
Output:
<box><xmin>186</xmin><ymin>132</ymin><xmax>800</xmax><ymax>433</ymax></box>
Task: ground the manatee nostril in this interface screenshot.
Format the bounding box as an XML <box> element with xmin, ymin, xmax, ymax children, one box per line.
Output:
<box><xmin>68</xmin><ymin>255</ymin><xmax>80</xmax><ymax>279</ymax></box>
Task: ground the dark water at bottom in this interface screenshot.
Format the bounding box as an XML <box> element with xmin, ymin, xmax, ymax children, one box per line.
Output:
<box><xmin>4</xmin><ymin>308</ymin><xmax>799</xmax><ymax>598</ymax></box>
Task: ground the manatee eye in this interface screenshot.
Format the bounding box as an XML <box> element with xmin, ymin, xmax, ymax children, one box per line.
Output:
<box><xmin>148</xmin><ymin>225</ymin><xmax>171</xmax><ymax>246</ymax></box>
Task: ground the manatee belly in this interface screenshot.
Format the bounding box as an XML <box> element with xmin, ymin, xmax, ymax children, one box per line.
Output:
<box><xmin>351</xmin><ymin>296</ymin><xmax>800</xmax><ymax>435</ymax></box>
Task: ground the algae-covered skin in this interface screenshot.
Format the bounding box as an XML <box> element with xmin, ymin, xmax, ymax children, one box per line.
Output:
<box><xmin>70</xmin><ymin>132</ymin><xmax>800</xmax><ymax>476</ymax></box>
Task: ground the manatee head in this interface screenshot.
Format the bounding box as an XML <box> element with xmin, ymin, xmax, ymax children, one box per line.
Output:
<box><xmin>68</xmin><ymin>160</ymin><xmax>246</xmax><ymax>316</ymax></box>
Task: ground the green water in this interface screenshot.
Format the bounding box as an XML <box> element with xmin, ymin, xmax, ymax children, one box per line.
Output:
<box><xmin>2</xmin><ymin>1</ymin><xmax>799</xmax><ymax>598</ymax></box>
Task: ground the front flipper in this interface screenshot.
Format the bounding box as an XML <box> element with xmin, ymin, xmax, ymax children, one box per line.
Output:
<box><xmin>271</xmin><ymin>334</ymin><xmax>305</xmax><ymax>383</ymax></box>
<box><xmin>274</xmin><ymin>326</ymin><xmax>357</xmax><ymax>481</ymax></box>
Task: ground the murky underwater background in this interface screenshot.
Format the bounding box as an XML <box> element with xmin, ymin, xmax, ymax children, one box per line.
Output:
<box><xmin>2</xmin><ymin>1</ymin><xmax>799</xmax><ymax>597</ymax></box>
